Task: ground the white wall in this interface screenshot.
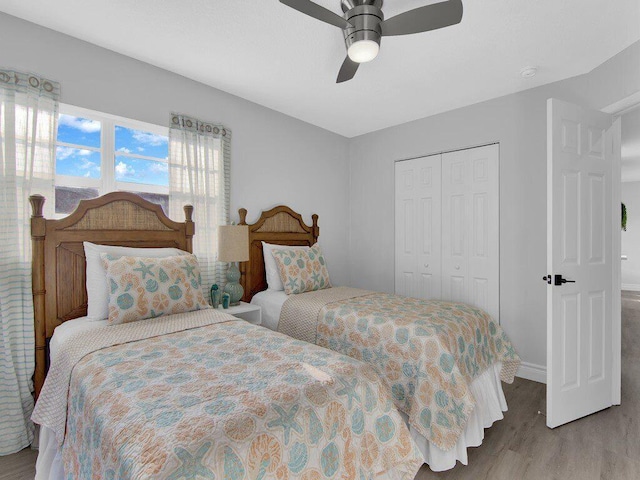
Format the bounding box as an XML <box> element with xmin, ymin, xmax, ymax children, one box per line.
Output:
<box><xmin>0</xmin><ymin>12</ymin><xmax>350</xmax><ymax>285</ymax></box>
<box><xmin>348</xmin><ymin>41</ymin><xmax>640</xmax><ymax>381</ymax></box>
<box><xmin>621</xmin><ymin>107</ymin><xmax>640</xmax><ymax>181</ymax></box>
<box><xmin>622</xmin><ymin>184</ymin><xmax>640</xmax><ymax>289</ymax></box>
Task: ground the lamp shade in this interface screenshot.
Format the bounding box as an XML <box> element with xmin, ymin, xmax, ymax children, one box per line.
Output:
<box><xmin>217</xmin><ymin>225</ymin><xmax>249</xmax><ymax>262</ymax></box>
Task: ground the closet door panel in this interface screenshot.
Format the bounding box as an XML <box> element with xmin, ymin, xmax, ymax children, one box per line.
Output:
<box><xmin>469</xmin><ymin>144</ymin><xmax>500</xmax><ymax>321</ymax></box>
<box><xmin>417</xmin><ymin>157</ymin><xmax>442</xmax><ymax>299</ymax></box>
<box><xmin>442</xmin><ymin>151</ymin><xmax>470</xmax><ymax>304</ymax></box>
<box><xmin>395</xmin><ymin>159</ymin><xmax>417</xmax><ymax>297</ymax></box>
<box><xmin>395</xmin><ymin>155</ymin><xmax>441</xmax><ymax>299</ymax></box>
<box><xmin>442</xmin><ymin>145</ymin><xmax>499</xmax><ymax>321</ymax></box>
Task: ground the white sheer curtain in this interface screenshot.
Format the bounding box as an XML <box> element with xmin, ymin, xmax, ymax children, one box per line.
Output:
<box><xmin>168</xmin><ymin>113</ymin><xmax>230</xmax><ymax>293</ymax></box>
<box><xmin>0</xmin><ymin>70</ymin><xmax>58</xmax><ymax>454</ymax></box>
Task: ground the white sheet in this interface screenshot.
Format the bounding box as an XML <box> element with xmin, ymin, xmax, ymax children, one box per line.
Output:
<box><xmin>37</xmin><ymin>317</ymin><xmax>107</xmax><ymax>480</ymax></box>
<box><xmin>250</xmin><ymin>288</ymin><xmax>509</xmax><ymax>472</ymax></box>
<box><xmin>250</xmin><ymin>289</ymin><xmax>288</xmax><ymax>330</ymax></box>
<box><xmin>48</xmin><ymin>316</ymin><xmax>108</xmax><ymax>363</ymax></box>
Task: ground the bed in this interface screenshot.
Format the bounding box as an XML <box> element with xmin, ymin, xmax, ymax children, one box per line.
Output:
<box><xmin>240</xmin><ymin>205</ymin><xmax>521</xmax><ymax>472</ymax></box>
<box><xmin>30</xmin><ymin>193</ymin><xmax>423</xmax><ymax>480</ymax></box>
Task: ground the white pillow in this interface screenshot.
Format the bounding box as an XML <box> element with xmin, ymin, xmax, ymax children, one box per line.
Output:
<box><xmin>262</xmin><ymin>241</ymin><xmax>309</xmax><ymax>291</ymax></box>
<box><xmin>83</xmin><ymin>242</ymin><xmax>187</xmax><ymax>320</ymax></box>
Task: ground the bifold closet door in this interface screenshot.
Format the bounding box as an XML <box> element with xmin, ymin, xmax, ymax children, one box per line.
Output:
<box><xmin>395</xmin><ymin>154</ymin><xmax>442</xmax><ymax>299</ymax></box>
<box><xmin>441</xmin><ymin>144</ymin><xmax>499</xmax><ymax>321</ymax></box>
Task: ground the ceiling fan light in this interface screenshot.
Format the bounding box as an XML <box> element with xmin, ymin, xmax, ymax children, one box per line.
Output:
<box><xmin>347</xmin><ymin>40</ymin><xmax>379</xmax><ymax>63</ymax></box>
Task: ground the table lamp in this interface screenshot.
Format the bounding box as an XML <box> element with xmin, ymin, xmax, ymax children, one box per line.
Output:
<box><xmin>217</xmin><ymin>225</ymin><xmax>249</xmax><ymax>306</ymax></box>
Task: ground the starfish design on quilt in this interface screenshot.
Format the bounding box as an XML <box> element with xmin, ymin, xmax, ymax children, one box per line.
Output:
<box><xmin>505</xmin><ymin>343</ymin><xmax>517</xmax><ymax>359</ymax></box>
<box><xmin>267</xmin><ymin>404</ymin><xmax>303</xmax><ymax>445</ymax></box>
<box><xmin>336</xmin><ymin>377</ymin><xmax>361</xmax><ymax>410</ymax></box>
<box><xmin>448</xmin><ymin>399</ymin><xmax>466</xmax><ymax>426</ymax></box>
<box><xmin>336</xmin><ymin>335</ymin><xmax>352</xmax><ymax>353</ymax></box>
<box><xmin>137</xmin><ymin>399</ymin><xmax>171</xmax><ymax>420</ymax></box>
<box><xmin>311</xmin><ymin>271</ymin><xmax>321</xmax><ymax>284</ymax></box>
<box><xmin>110</xmin><ymin>371</ymin><xmax>139</xmax><ymax>389</ymax></box>
<box><xmin>133</xmin><ymin>261</ymin><xmax>155</xmax><ymax>279</ymax></box>
<box><xmin>167</xmin><ymin>442</ymin><xmax>215</xmax><ymax>480</ymax></box>
<box><xmin>372</xmin><ymin>345</ymin><xmax>390</xmax><ymax>365</ymax></box>
<box><xmin>429</xmin><ymin>323</ymin><xmax>449</xmax><ymax>335</ymax></box>
<box><xmin>181</xmin><ymin>260</ymin><xmax>196</xmax><ymax>278</ymax></box>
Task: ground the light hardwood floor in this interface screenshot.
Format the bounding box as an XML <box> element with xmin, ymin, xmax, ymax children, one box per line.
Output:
<box><xmin>2</xmin><ymin>292</ymin><xmax>639</xmax><ymax>480</ymax></box>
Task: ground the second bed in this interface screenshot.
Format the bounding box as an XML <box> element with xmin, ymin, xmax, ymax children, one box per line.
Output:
<box><xmin>241</xmin><ymin>206</ymin><xmax>521</xmax><ymax>472</ymax></box>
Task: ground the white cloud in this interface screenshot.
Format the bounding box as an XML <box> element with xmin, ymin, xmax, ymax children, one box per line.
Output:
<box><xmin>56</xmin><ymin>146</ymin><xmax>94</xmax><ymax>161</ymax></box>
<box><xmin>115</xmin><ymin>161</ymin><xmax>135</xmax><ymax>179</ymax></box>
<box><xmin>117</xmin><ymin>147</ymin><xmax>131</xmax><ymax>154</ymax></box>
<box><xmin>137</xmin><ymin>147</ymin><xmax>145</xmax><ymax>152</ymax></box>
<box><xmin>59</xmin><ymin>114</ymin><xmax>101</xmax><ymax>133</ymax></box>
<box><xmin>149</xmin><ymin>162</ymin><xmax>169</xmax><ymax>174</ymax></box>
<box><xmin>133</xmin><ymin>130</ymin><xmax>167</xmax><ymax>146</ymax></box>
<box><xmin>78</xmin><ymin>158</ymin><xmax>98</xmax><ymax>171</ymax></box>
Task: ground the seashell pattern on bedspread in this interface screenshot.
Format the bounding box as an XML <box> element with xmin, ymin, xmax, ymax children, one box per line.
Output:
<box><xmin>279</xmin><ymin>287</ymin><xmax>521</xmax><ymax>452</ymax></box>
<box><xmin>38</xmin><ymin>311</ymin><xmax>423</xmax><ymax>479</ymax></box>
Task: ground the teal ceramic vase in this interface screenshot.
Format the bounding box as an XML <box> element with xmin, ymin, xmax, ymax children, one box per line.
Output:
<box><xmin>210</xmin><ymin>284</ymin><xmax>221</xmax><ymax>308</ymax></box>
<box><xmin>222</xmin><ymin>292</ymin><xmax>231</xmax><ymax>309</ymax></box>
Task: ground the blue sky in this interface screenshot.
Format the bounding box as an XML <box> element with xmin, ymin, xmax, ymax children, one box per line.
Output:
<box><xmin>56</xmin><ymin>115</ymin><xmax>169</xmax><ymax>186</ymax></box>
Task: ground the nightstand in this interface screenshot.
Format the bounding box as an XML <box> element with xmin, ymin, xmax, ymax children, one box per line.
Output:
<box><xmin>222</xmin><ymin>301</ymin><xmax>262</xmax><ymax>325</ymax></box>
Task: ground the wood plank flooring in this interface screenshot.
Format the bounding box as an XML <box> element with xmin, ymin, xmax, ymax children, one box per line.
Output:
<box><xmin>2</xmin><ymin>291</ymin><xmax>639</xmax><ymax>479</ymax></box>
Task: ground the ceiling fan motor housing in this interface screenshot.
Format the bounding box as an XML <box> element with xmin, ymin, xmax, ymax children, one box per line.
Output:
<box><xmin>342</xmin><ymin>1</ymin><xmax>384</xmax><ymax>52</ymax></box>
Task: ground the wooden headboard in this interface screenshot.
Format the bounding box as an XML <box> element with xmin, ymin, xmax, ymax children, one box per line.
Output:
<box><xmin>239</xmin><ymin>206</ymin><xmax>319</xmax><ymax>302</ymax></box>
<box><xmin>30</xmin><ymin>192</ymin><xmax>194</xmax><ymax>397</ymax></box>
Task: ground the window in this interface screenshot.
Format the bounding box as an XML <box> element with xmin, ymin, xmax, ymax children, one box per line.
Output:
<box><xmin>55</xmin><ymin>105</ymin><xmax>169</xmax><ymax>216</ymax></box>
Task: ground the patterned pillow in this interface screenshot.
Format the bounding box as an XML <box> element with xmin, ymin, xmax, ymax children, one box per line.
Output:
<box><xmin>100</xmin><ymin>253</ymin><xmax>210</xmax><ymax>325</ymax></box>
<box><xmin>271</xmin><ymin>243</ymin><xmax>332</xmax><ymax>295</ymax></box>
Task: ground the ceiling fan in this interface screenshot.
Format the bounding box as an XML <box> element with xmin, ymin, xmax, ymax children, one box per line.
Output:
<box><xmin>279</xmin><ymin>0</ymin><xmax>463</xmax><ymax>83</ymax></box>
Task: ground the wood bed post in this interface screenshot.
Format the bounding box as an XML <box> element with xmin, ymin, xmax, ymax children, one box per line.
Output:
<box><xmin>30</xmin><ymin>195</ymin><xmax>46</xmax><ymax>399</ymax></box>
<box><xmin>312</xmin><ymin>214</ymin><xmax>319</xmax><ymax>242</ymax></box>
<box><xmin>238</xmin><ymin>208</ymin><xmax>248</xmax><ymax>291</ymax></box>
<box><xmin>184</xmin><ymin>204</ymin><xmax>194</xmax><ymax>253</ymax></box>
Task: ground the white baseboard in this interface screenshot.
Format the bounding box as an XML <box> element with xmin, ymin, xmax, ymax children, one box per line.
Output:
<box><xmin>622</xmin><ymin>283</ymin><xmax>640</xmax><ymax>292</ymax></box>
<box><xmin>516</xmin><ymin>362</ymin><xmax>546</xmax><ymax>384</ymax></box>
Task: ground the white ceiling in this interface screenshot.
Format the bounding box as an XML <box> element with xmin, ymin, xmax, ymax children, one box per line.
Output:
<box><xmin>1</xmin><ymin>0</ymin><xmax>638</xmax><ymax>137</ymax></box>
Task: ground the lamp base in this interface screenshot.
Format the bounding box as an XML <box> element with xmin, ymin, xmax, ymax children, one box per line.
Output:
<box><xmin>224</xmin><ymin>262</ymin><xmax>244</xmax><ymax>306</ymax></box>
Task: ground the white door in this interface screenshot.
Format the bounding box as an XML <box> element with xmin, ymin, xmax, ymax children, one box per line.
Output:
<box><xmin>395</xmin><ymin>155</ymin><xmax>442</xmax><ymax>299</ymax></box>
<box><xmin>441</xmin><ymin>144</ymin><xmax>500</xmax><ymax>321</ymax></box>
<box><xmin>546</xmin><ymin>98</ymin><xmax>620</xmax><ymax>428</ymax></box>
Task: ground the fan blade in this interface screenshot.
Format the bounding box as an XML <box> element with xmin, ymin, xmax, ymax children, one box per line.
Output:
<box><xmin>337</xmin><ymin>56</ymin><xmax>359</xmax><ymax>83</ymax></box>
<box><xmin>280</xmin><ymin>0</ymin><xmax>353</xmax><ymax>29</ymax></box>
<box><xmin>381</xmin><ymin>0</ymin><xmax>463</xmax><ymax>36</ymax></box>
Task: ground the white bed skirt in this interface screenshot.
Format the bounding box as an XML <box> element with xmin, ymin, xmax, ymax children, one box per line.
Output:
<box><xmin>35</xmin><ymin>427</ymin><xmax>62</xmax><ymax>480</ymax></box>
<box><xmin>404</xmin><ymin>361</ymin><xmax>508</xmax><ymax>472</ymax></box>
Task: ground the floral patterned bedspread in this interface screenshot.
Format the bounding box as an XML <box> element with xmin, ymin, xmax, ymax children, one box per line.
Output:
<box><xmin>313</xmin><ymin>292</ymin><xmax>521</xmax><ymax>451</ymax></box>
<box><xmin>59</xmin><ymin>316</ymin><xmax>423</xmax><ymax>479</ymax></box>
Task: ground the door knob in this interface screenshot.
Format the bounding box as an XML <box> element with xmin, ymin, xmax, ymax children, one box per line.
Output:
<box><xmin>424</xmin><ymin>264</ymin><xmax>429</xmax><ymax>269</ymax></box>
<box><xmin>554</xmin><ymin>274</ymin><xmax>575</xmax><ymax>286</ymax></box>
<box><xmin>455</xmin><ymin>265</ymin><xmax>460</xmax><ymax>270</ymax></box>
<box><xmin>544</xmin><ymin>274</ymin><xmax>575</xmax><ymax>286</ymax></box>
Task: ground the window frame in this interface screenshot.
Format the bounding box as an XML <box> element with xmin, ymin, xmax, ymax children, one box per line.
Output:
<box><xmin>55</xmin><ymin>103</ymin><xmax>169</xmax><ymax>216</ymax></box>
